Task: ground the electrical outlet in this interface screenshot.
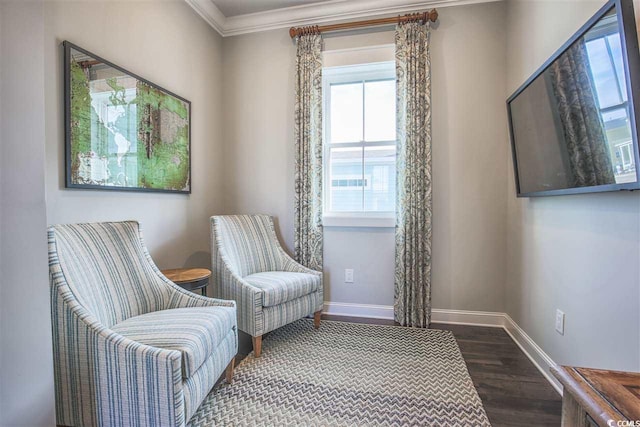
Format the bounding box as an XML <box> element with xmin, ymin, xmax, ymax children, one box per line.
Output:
<box><xmin>555</xmin><ymin>309</ymin><xmax>565</xmax><ymax>335</ymax></box>
<box><xmin>344</xmin><ymin>269</ymin><xmax>354</xmax><ymax>283</ymax></box>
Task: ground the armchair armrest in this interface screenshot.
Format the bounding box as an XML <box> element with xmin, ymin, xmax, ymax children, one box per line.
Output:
<box><xmin>52</xmin><ymin>282</ymin><xmax>186</xmax><ymax>427</ymax></box>
<box><xmin>137</xmin><ymin>228</ymin><xmax>237</xmax><ymax>310</ymax></box>
<box><xmin>215</xmin><ymin>260</ymin><xmax>266</xmax><ymax>336</ymax></box>
<box><xmin>278</xmin><ymin>248</ymin><xmax>324</xmax><ymax>314</ymax></box>
<box><xmin>262</xmin><ymin>216</ymin><xmax>321</xmax><ymax>276</ymax></box>
<box><xmin>281</xmin><ymin>254</ymin><xmax>323</xmax><ymax>276</ymax></box>
<box><xmin>160</xmin><ymin>274</ymin><xmax>237</xmax><ymax>310</ymax></box>
<box><xmin>210</xmin><ymin>220</ymin><xmax>266</xmax><ymax>336</ymax></box>
<box><xmin>167</xmin><ymin>289</ymin><xmax>237</xmax><ymax>309</ymax></box>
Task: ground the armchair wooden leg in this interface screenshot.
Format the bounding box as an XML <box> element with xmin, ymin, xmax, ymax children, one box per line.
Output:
<box><xmin>252</xmin><ymin>335</ymin><xmax>262</xmax><ymax>358</ymax></box>
<box><xmin>225</xmin><ymin>357</ymin><xmax>235</xmax><ymax>384</ymax></box>
<box><xmin>314</xmin><ymin>310</ymin><xmax>322</xmax><ymax>329</ymax></box>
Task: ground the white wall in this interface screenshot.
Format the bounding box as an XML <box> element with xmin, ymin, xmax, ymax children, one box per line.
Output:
<box><xmin>0</xmin><ymin>1</ymin><xmax>56</xmax><ymax>425</ymax></box>
<box><xmin>43</xmin><ymin>0</ymin><xmax>225</xmax><ymax>270</ymax></box>
<box><xmin>2</xmin><ymin>1</ymin><xmax>225</xmax><ymax>425</ymax></box>
<box><xmin>222</xmin><ymin>2</ymin><xmax>509</xmax><ymax>312</ymax></box>
<box><xmin>506</xmin><ymin>0</ymin><xmax>640</xmax><ymax>371</ymax></box>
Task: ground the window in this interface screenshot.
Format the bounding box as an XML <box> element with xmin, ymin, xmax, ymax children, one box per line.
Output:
<box><xmin>323</xmin><ymin>62</ymin><xmax>396</xmax><ymax>225</ymax></box>
<box><xmin>584</xmin><ymin>16</ymin><xmax>636</xmax><ymax>182</ymax></box>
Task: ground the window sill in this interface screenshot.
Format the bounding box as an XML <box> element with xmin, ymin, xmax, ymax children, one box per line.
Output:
<box><xmin>322</xmin><ymin>215</ymin><xmax>395</xmax><ymax>228</ymax></box>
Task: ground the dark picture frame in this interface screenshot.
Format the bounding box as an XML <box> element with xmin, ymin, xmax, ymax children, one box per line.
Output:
<box><xmin>506</xmin><ymin>0</ymin><xmax>640</xmax><ymax>197</ymax></box>
<box><xmin>63</xmin><ymin>41</ymin><xmax>191</xmax><ymax>194</ymax></box>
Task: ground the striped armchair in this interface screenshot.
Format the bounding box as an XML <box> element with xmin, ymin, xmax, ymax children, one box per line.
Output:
<box><xmin>49</xmin><ymin>221</ymin><xmax>237</xmax><ymax>427</ymax></box>
<box><xmin>210</xmin><ymin>215</ymin><xmax>323</xmax><ymax>357</ymax></box>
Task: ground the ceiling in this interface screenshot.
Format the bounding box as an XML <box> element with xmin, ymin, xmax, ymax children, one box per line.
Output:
<box><xmin>185</xmin><ymin>0</ymin><xmax>499</xmax><ymax>37</ymax></box>
<box><xmin>212</xmin><ymin>0</ymin><xmax>335</xmax><ymax>17</ymax></box>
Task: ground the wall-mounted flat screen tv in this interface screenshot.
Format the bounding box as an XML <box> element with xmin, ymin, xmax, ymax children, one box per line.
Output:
<box><xmin>507</xmin><ymin>0</ymin><xmax>640</xmax><ymax>197</ymax></box>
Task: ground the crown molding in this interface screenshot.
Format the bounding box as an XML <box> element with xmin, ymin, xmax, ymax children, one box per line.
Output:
<box><xmin>185</xmin><ymin>0</ymin><xmax>226</xmax><ymax>35</ymax></box>
<box><xmin>186</xmin><ymin>0</ymin><xmax>502</xmax><ymax>37</ymax></box>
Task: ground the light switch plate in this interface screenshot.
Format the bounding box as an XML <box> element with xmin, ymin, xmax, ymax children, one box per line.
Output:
<box><xmin>344</xmin><ymin>269</ymin><xmax>354</xmax><ymax>283</ymax></box>
<box><xmin>555</xmin><ymin>309</ymin><xmax>565</xmax><ymax>335</ymax></box>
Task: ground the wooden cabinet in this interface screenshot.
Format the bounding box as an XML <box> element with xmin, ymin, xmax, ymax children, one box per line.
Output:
<box><xmin>552</xmin><ymin>366</ymin><xmax>640</xmax><ymax>427</ymax></box>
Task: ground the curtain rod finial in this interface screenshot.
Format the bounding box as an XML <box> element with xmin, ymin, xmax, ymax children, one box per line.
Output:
<box><xmin>430</xmin><ymin>9</ymin><xmax>439</xmax><ymax>22</ymax></box>
<box><xmin>289</xmin><ymin>27</ymin><xmax>297</xmax><ymax>38</ymax></box>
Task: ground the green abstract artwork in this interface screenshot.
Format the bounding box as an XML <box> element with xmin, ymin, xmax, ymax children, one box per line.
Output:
<box><xmin>64</xmin><ymin>42</ymin><xmax>191</xmax><ymax>193</ymax></box>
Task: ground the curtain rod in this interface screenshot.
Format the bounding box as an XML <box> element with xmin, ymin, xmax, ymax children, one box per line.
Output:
<box><xmin>289</xmin><ymin>9</ymin><xmax>438</xmax><ymax>39</ymax></box>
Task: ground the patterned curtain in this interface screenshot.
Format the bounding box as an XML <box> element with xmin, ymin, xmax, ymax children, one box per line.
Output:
<box><xmin>394</xmin><ymin>21</ymin><xmax>433</xmax><ymax>328</ymax></box>
<box><xmin>549</xmin><ymin>41</ymin><xmax>615</xmax><ymax>187</ymax></box>
<box><xmin>294</xmin><ymin>33</ymin><xmax>323</xmax><ymax>272</ymax></box>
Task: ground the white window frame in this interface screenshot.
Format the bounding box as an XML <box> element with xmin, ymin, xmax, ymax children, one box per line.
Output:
<box><xmin>322</xmin><ymin>61</ymin><xmax>396</xmax><ymax>228</ymax></box>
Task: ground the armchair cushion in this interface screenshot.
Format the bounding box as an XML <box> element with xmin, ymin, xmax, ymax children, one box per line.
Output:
<box><xmin>111</xmin><ymin>306</ymin><xmax>236</xmax><ymax>379</ymax></box>
<box><xmin>244</xmin><ymin>271</ymin><xmax>320</xmax><ymax>307</ymax></box>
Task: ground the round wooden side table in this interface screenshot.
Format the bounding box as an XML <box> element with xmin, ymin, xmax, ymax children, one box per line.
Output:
<box><xmin>162</xmin><ymin>268</ymin><xmax>211</xmax><ymax>296</ymax></box>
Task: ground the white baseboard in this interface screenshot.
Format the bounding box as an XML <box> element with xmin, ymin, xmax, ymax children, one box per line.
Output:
<box><xmin>323</xmin><ymin>302</ymin><xmax>561</xmax><ymax>394</ymax></box>
<box><xmin>503</xmin><ymin>314</ymin><xmax>562</xmax><ymax>394</ymax></box>
<box><xmin>431</xmin><ymin>308</ymin><xmax>505</xmax><ymax>327</ymax></box>
<box><xmin>323</xmin><ymin>302</ymin><xmax>394</xmax><ymax>319</ymax></box>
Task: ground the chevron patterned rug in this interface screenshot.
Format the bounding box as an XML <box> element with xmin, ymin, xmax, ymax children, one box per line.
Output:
<box><xmin>189</xmin><ymin>319</ymin><xmax>490</xmax><ymax>426</ymax></box>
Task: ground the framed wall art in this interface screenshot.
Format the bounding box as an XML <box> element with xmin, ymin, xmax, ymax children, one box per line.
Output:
<box><xmin>64</xmin><ymin>41</ymin><xmax>191</xmax><ymax>193</ymax></box>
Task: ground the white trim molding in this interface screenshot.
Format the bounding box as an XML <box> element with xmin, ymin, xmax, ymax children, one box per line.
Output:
<box><xmin>324</xmin><ymin>301</ymin><xmax>395</xmax><ymax>319</ymax></box>
<box><xmin>503</xmin><ymin>314</ymin><xmax>563</xmax><ymax>394</ymax></box>
<box><xmin>185</xmin><ymin>0</ymin><xmax>502</xmax><ymax>37</ymax></box>
<box><xmin>322</xmin><ymin>302</ymin><xmax>562</xmax><ymax>394</ymax></box>
<box><xmin>431</xmin><ymin>308</ymin><xmax>506</xmax><ymax>327</ymax></box>
<box><xmin>184</xmin><ymin>0</ymin><xmax>226</xmax><ymax>35</ymax></box>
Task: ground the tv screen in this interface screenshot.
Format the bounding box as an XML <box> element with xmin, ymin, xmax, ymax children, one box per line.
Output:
<box><xmin>507</xmin><ymin>0</ymin><xmax>640</xmax><ymax>197</ymax></box>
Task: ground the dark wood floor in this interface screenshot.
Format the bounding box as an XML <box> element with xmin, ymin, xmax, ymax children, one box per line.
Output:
<box><xmin>433</xmin><ymin>322</ymin><xmax>562</xmax><ymax>427</ymax></box>
<box><xmin>234</xmin><ymin>314</ymin><xmax>562</xmax><ymax>427</ymax></box>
